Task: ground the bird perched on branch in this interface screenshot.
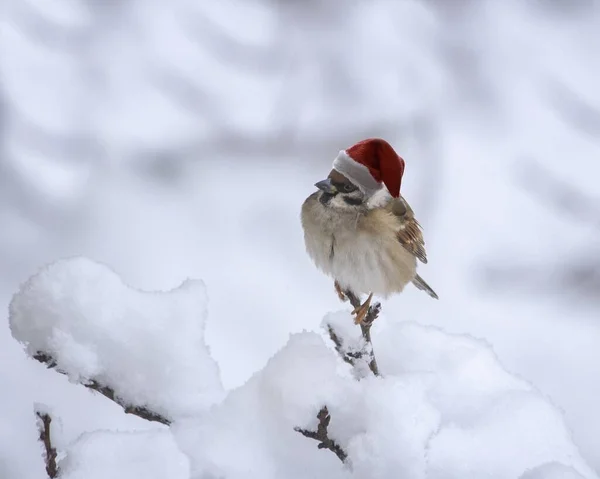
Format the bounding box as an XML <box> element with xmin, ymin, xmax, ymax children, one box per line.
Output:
<box><xmin>301</xmin><ymin>138</ymin><xmax>438</xmax><ymax>324</ymax></box>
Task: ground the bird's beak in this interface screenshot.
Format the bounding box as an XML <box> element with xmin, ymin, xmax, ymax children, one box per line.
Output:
<box><xmin>315</xmin><ymin>178</ymin><xmax>337</xmax><ymax>195</ymax></box>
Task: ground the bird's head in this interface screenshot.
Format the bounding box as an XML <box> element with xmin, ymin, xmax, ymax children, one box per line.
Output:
<box><xmin>315</xmin><ymin>138</ymin><xmax>405</xmax><ymax>209</ymax></box>
<box><xmin>315</xmin><ymin>169</ymin><xmax>366</xmax><ymax>208</ymax></box>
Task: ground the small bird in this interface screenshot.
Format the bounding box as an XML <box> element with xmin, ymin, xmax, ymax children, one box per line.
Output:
<box><xmin>301</xmin><ymin>138</ymin><xmax>438</xmax><ymax>324</ymax></box>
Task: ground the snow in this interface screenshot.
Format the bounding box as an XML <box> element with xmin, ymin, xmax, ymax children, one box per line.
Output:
<box><xmin>9</xmin><ymin>257</ymin><xmax>223</xmax><ymax>420</ymax></box>
<box><xmin>59</xmin><ymin>430</ymin><xmax>190</xmax><ymax>479</ymax></box>
<box><xmin>323</xmin><ymin>310</ymin><xmax>374</xmax><ymax>379</ymax></box>
<box><xmin>1</xmin><ymin>0</ymin><xmax>600</xmax><ymax>478</ymax></box>
<box><xmin>173</xmin><ymin>331</ymin><xmax>352</xmax><ymax>479</ymax></box>
<box><xmin>8</xmin><ymin>258</ymin><xmax>599</xmax><ymax>478</ymax></box>
<box><xmin>520</xmin><ymin>462</ymin><xmax>587</xmax><ymax>479</ymax></box>
<box><xmin>33</xmin><ymin>402</ymin><xmax>53</xmax><ymax>417</ymax></box>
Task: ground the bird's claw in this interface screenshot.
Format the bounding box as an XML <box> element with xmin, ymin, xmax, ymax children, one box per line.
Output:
<box><xmin>334</xmin><ymin>281</ymin><xmax>347</xmax><ymax>302</ymax></box>
<box><xmin>352</xmin><ymin>292</ymin><xmax>374</xmax><ymax>324</ymax></box>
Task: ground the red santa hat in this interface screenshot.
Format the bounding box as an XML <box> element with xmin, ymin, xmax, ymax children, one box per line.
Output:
<box><xmin>332</xmin><ymin>138</ymin><xmax>405</xmax><ymax>198</ymax></box>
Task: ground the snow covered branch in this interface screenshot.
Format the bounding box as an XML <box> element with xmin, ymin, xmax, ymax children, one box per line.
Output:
<box><xmin>329</xmin><ymin>285</ymin><xmax>381</xmax><ymax>377</ymax></box>
<box><xmin>35</xmin><ymin>409</ymin><xmax>59</xmax><ymax>478</ymax></box>
<box><xmin>33</xmin><ymin>352</ymin><xmax>170</xmax><ymax>425</ymax></box>
<box><xmin>294</xmin><ymin>407</ymin><xmax>347</xmax><ymax>464</ymax></box>
<box><xmin>293</xmin><ymin>288</ymin><xmax>381</xmax><ymax>463</ymax></box>
<box><xmin>357</xmin><ymin>307</ymin><xmax>381</xmax><ymax>377</ymax></box>
<box><xmin>9</xmin><ymin>257</ymin><xmax>598</xmax><ymax>478</ymax></box>
<box><xmin>324</xmin><ymin>326</ymin><xmax>356</xmax><ymax>368</ymax></box>
<box><xmin>10</xmin><ymin>258</ymin><xmax>223</xmax><ymax>428</ymax></box>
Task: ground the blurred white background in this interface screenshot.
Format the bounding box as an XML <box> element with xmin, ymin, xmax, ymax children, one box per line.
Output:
<box><xmin>1</xmin><ymin>0</ymin><xmax>599</xmax><ymax>477</ymax></box>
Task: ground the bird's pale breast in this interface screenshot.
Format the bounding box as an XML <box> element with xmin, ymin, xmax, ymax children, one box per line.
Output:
<box><xmin>301</xmin><ymin>194</ymin><xmax>417</xmax><ymax>297</ymax></box>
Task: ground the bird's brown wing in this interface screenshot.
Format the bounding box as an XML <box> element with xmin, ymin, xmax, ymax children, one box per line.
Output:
<box><xmin>387</xmin><ymin>196</ymin><xmax>428</xmax><ymax>264</ymax></box>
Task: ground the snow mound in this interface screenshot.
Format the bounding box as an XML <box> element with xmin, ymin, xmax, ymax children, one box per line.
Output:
<box><xmin>7</xmin><ymin>258</ymin><xmax>597</xmax><ymax>479</ymax></box>
<box><xmin>173</xmin><ymin>331</ymin><xmax>353</xmax><ymax>479</ymax></box>
<box><xmin>173</xmin><ymin>317</ymin><xmax>597</xmax><ymax>479</ymax></box>
<box><xmin>9</xmin><ymin>257</ymin><xmax>223</xmax><ymax>420</ymax></box>
<box><xmin>59</xmin><ymin>430</ymin><xmax>189</xmax><ymax>479</ymax></box>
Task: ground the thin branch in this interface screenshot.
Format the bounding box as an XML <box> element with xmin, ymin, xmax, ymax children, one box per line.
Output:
<box><xmin>325</xmin><ymin>325</ymin><xmax>357</xmax><ymax>367</ymax></box>
<box><xmin>35</xmin><ymin>411</ymin><xmax>59</xmax><ymax>478</ymax></box>
<box><xmin>294</xmin><ymin>406</ymin><xmax>348</xmax><ymax>463</ymax></box>
<box><xmin>343</xmin><ymin>290</ymin><xmax>381</xmax><ymax>377</ymax></box>
<box><xmin>33</xmin><ymin>352</ymin><xmax>171</xmax><ymax>426</ymax></box>
<box><xmin>297</xmin><ymin>287</ymin><xmax>381</xmax><ymax>463</ymax></box>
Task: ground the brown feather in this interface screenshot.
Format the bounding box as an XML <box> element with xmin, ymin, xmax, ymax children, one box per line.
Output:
<box><xmin>386</xmin><ymin>197</ymin><xmax>428</xmax><ymax>264</ymax></box>
<box><xmin>412</xmin><ymin>274</ymin><xmax>439</xmax><ymax>299</ymax></box>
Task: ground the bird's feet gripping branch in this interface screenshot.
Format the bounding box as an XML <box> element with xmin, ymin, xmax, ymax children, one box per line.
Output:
<box><xmin>352</xmin><ymin>292</ymin><xmax>374</xmax><ymax>325</ymax></box>
<box><xmin>335</xmin><ymin>281</ymin><xmax>381</xmax><ymax>325</ymax></box>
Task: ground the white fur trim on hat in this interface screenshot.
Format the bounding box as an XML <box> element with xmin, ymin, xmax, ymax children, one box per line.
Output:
<box><xmin>332</xmin><ymin>150</ymin><xmax>382</xmax><ymax>197</ymax></box>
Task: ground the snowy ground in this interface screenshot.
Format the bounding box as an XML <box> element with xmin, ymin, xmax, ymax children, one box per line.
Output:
<box><xmin>1</xmin><ymin>0</ymin><xmax>599</xmax><ymax>478</ymax></box>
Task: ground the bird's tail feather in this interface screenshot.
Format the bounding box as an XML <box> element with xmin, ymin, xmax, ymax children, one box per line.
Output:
<box><xmin>412</xmin><ymin>274</ymin><xmax>439</xmax><ymax>299</ymax></box>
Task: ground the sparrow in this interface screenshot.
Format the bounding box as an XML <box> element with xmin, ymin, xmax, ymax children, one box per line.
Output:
<box><xmin>301</xmin><ymin>138</ymin><xmax>438</xmax><ymax>324</ymax></box>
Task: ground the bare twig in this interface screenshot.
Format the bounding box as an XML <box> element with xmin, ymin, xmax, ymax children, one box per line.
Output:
<box><xmin>33</xmin><ymin>352</ymin><xmax>171</xmax><ymax>426</ymax></box>
<box><xmin>295</xmin><ymin>406</ymin><xmax>348</xmax><ymax>463</ymax></box>
<box><xmin>35</xmin><ymin>411</ymin><xmax>59</xmax><ymax>478</ymax></box>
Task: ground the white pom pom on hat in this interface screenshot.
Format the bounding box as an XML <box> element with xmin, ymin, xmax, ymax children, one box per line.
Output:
<box><xmin>332</xmin><ymin>138</ymin><xmax>405</xmax><ymax>198</ymax></box>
